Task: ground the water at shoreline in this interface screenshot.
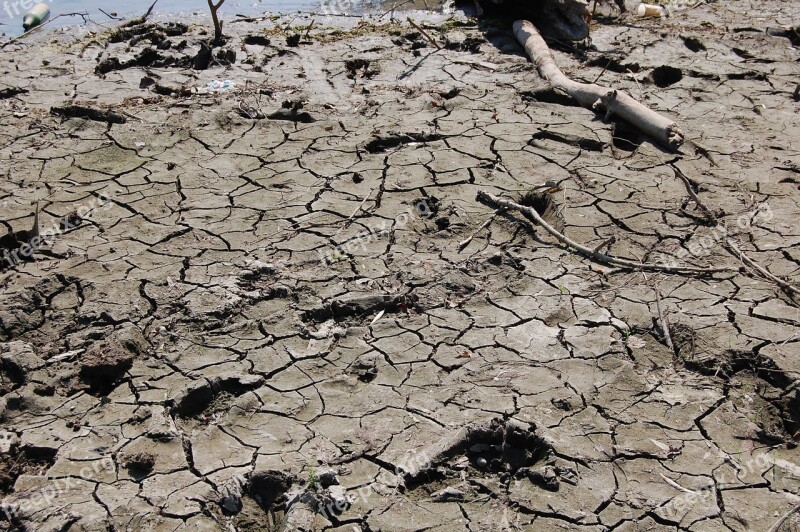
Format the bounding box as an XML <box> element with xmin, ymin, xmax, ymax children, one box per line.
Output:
<box><xmin>0</xmin><ymin>0</ymin><xmax>405</xmax><ymax>37</ymax></box>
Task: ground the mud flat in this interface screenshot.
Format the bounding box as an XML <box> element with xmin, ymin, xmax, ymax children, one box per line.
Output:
<box><xmin>0</xmin><ymin>2</ymin><xmax>799</xmax><ymax>530</ymax></box>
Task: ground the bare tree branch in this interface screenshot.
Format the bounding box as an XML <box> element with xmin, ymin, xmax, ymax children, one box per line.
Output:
<box><xmin>121</xmin><ymin>0</ymin><xmax>158</xmax><ymax>28</ymax></box>
<box><xmin>207</xmin><ymin>0</ymin><xmax>226</xmax><ymax>45</ymax></box>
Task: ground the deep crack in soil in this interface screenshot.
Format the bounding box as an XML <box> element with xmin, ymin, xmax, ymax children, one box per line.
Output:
<box><xmin>0</xmin><ymin>1</ymin><xmax>799</xmax><ymax>530</ymax></box>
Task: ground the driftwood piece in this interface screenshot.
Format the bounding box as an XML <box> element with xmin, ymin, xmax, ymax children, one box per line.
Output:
<box><xmin>476</xmin><ymin>190</ymin><xmax>731</xmax><ymax>275</ymax></box>
<box><xmin>121</xmin><ymin>0</ymin><xmax>158</xmax><ymax>28</ymax></box>
<box><xmin>513</xmin><ymin>20</ymin><xmax>684</xmax><ymax>150</ymax></box>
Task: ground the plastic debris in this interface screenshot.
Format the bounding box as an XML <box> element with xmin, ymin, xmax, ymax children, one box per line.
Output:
<box><xmin>637</xmin><ymin>3</ymin><xmax>665</xmax><ymax>17</ymax></box>
<box><xmin>23</xmin><ymin>3</ymin><xmax>50</xmax><ymax>31</ymax></box>
<box><xmin>207</xmin><ymin>79</ymin><xmax>234</xmax><ymax>91</ymax></box>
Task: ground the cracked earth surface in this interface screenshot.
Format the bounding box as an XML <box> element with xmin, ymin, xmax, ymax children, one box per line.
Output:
<box><xmin>1</xmin><ymin>2</ymin><xmax>799</xmax><ymax>530</ymax></box>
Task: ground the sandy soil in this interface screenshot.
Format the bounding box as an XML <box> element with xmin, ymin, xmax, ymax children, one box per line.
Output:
<box><xmin>0</xmin><ymin>2</ymin><xmax>799</xmax><ymax>530</ymax></box>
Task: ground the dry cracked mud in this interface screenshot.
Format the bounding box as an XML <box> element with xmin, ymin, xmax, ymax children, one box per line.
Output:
<box><xmin>0</xmin><ymin>1</ymin><xmax>799</xmax><ymax>530</ymax></box>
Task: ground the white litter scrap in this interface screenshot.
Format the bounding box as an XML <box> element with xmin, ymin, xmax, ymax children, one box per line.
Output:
<box><xmin>627</xmin><ymin>335</ymin><xmax>647</xmax><ymax>349</ymax></box>
<box><xmin>206</xmin><ymin>79</ymin><xmax>234</xmax><ymax>91</ymax></box>
<box><xmin>370</xmin><ymin>310</ymin><xmax>385</xmax><ymax>325</ymax></box>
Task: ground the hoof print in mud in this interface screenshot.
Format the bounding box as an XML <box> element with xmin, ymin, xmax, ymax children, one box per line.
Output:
<box><xmin>0</xmin><ymin>442</ymin><xmax>57</xmax><ymax>495</ymax></box>
<box><xmin>249</xmin><ymin>470</ymin><xmax>295</xmax><ymax>509</ymax></box>
<box><xmin>348</xmin><ymin>353</ymin><xmax>379</xmax><ymax>382</ymax></box>
<box><xmin>402</xmin><ymin>418</ymin><xmax>559</xmax><ymax>497</ymax></box>
<box><xmin>172</xmin><ymin>374</ymin><xmax>264</xmax><ymax>418</ymax></box>
<box><xmin>302</xmin><ymin>293</ymin><xmax>420</xmax><ymax>325</ymax></box>
<box><xmin>220</xmin><ymin>470</ymin><xmax>294</xmax><ymax>521</ymax></box>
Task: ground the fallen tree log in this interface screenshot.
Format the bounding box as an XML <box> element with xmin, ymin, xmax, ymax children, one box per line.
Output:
<box><xmin>513</xmin><ymin>20</ymin><xmax>684</xmax><ymax>150</ymax></box>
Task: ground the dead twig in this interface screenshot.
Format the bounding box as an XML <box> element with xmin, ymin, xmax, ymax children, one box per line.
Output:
<box><xmin>592</xmin><ymin>236</ymin><xmax>616</xmax><ymax>254</ymax></box>
<box><xmin>303</xmin><ymin>20</ymin><xmax>316</xmax><ymax>40</ymax></box>
<box><xmin>121</xmin><ymin>0</ymin><xmax>158</xmax><ymax>28</ymax></box>
<box><xmin>592</xmin><ymin>58</ymin><xmax>612</xmax><ymax>84</ymax></box>
<box><xmin>476</xmin><ymin>190</ymin><xmax>731</xmax><ymax>275</ymax></box>
<box><xmin>119</xmin><ymin>110</ymin><xmax>144</xmax><ymax>122</ymax></box>
<box><xmin>379</xmin><ymin>0</ymin><xmax>414</xmax><ymax>20</ymax></box>
<box><xmin>98</xmin><ymin>9</ymin><xmax>121</xmax><ymax>20</ymax></box>
<box><xmin>407</xmin><ymin>17</ymin><xmax>442</xmax><ymax>50</ymax></box>
<box><xmin>459</xmin><ymin>209</ymin><xmax>504</xmax><ymax>252</ymax></box>
<box><xmin>343</xmin><ymin>190</ymin><xmax>374</xmax><ymax>229</ymax></box>
<box><xmin>655</xmin><ymin>289</ymin><xmax>675</xmax><ymax>354</ymax></box>
<box><xmin>674</xmin><ymin>167</ymin><xmax>800</xmax><ymax>298</ymax></box>
<box><xmin>660</xmin><ymin>473</ymin><xmax>697</xmax><ymax>495</ymax></box>
<box><xmin>1</xmin><ymin>12</ymin><xmax>91</xmax><ymax>48</ymax></box>
<box><xmin>769</xmin><ymin>505</ymin><xmax>800</xmax><ymax>532</ymax></box>
<box><xmin>672</xmin><ymin>164</ymin><xmax>715</xmax><ymax>220</ymax></box>
<box><xmin>725</xmin><ymin>239</ymin><xmax>800</xmax><ymax>297</ymax></box>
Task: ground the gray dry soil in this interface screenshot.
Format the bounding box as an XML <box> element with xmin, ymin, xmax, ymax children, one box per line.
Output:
<box><xmin>1</xmin><ymin>1</ymin><xmax>799</xmax><ymax>531</ymax></box>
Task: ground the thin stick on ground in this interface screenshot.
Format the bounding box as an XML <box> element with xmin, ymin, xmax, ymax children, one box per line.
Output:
<box><xmin>343</xmin><ymin>190</ymin><xmax>373</xmax><ymax>229</ymax></box>
<box><xmin>407</xmin><ymin>17</ymin><xmax>442</xmax><ymax>50</ymax></box>
<box><xmin>592</xmin><ymin>236</ymin><xmax>616</xmax><ymax>254</ymax></box>
<box><xmin>380</xmin><ymin>0</ymin><xmax>414</xmax><ymax>20</ymax></box>
<box><xmin>1</xmin><ymin>12</ymin><xmax>91</xmax><ymax>48</ymax></box>
<box><xmin>768</xmin><ymin>505</ymin><xmax>800</xmax><ymax>532</ymax></box>
<box><xmin>725</xmin><ymin>239</ymin><xmax>800</xmax><ymax>297</ymax></box>
<box><xmin>459</xmin><ymin>209</ymin><xmax>504</xmax><ymax>252</ymax></box>
<box><xmin>476</xmin><ymin>190</ymin><xmax>731</xmax><ymax>275</ymax></box>
<box><xmin>673</xmin><ymin>166</ymin><xmax>800</xmax><ymax>298</ymax></box>
<box><xmin>660</xmin><ymin>473</ymin><xmax>697</xmax><ymax>495</ymax></box>
<box><xmin>303</xmin><ymin>20</ymin><xmax>316</xmax><ymax>40</ymax></box>
<box><xmin>672</xmin><ymin>164</ymin><xmax>715</xmax><ymax>220</ymax></box>
<box><xmin>513</xmin><ymin>20</ymin><xmax>684</xmax><ymax>150</ymax></box>
<box><xmin>655</xmin><ymin>289</ymin><xmax>675</xmax><ymax>353</ymax></box>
